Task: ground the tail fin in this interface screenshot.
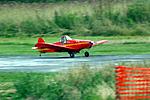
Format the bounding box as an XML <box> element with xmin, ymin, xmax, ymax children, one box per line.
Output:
<box><xmin>38</xmin><ymin>38</ymin><xmax>45</xmax><ymax>43</ymax></box>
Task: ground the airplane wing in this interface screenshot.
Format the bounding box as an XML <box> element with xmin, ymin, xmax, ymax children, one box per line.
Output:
<box><xmin>41</xmin><ymin>43</ymin><xmax>77</xmax><ymax>52</ymax></box>
<box><xmin>92</xmin><ymin>40</ymin><xmax>108</xmax><ymax>47</ymax></box>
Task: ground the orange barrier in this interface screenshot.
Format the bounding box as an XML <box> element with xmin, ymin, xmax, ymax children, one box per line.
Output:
<box><xmin>116</xmin><ymin>66</ymin><xmax>150</xmax><ymax>100</ymax></box>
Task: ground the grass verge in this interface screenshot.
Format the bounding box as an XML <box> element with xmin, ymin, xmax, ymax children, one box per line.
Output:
<box><xmin>0</xmin><ymin>65</ymin><xmax>115</xmax><ymax>100</ymax></box>
<box><xmin>0</xmin><ymin>61</ymin><xmax>150</xmax><ymax>100</ymax></box>
<box><xmin>0</xmin><ymin>36</ymin><xmax>149</xmax><ymax>56</ymax></box>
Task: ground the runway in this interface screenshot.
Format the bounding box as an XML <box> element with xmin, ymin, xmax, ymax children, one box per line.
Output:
<box><xmin>0</xmin><ymin>54</ymin><xmax>150</xmax><ymax>72</ymax></box>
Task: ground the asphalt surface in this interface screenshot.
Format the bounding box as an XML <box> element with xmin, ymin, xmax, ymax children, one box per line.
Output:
<box><xmin>0</xmin><ymin>54</ymin><xmax>150</xmax><ymax>72</ymax></box>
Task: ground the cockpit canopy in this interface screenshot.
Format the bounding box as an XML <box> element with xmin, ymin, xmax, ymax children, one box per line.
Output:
<box><xmin>60</xmin><ymin>35</ymin><xmax>72</xmax><ymax>44</ymax></box>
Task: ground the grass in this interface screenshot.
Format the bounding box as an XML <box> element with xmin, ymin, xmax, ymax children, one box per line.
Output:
<box><xmin>0</xmin><ymin>3</ymin><xmax>92</xmax><ymax>23</ymax></box>
<box><xmin>0</xmin><ymin>0</ymin><xmax>149</xmax><ymax>36</ymax></box>
<box><xmin>0</xmin><ymin>61</ymin><xmax>150</xmax><ymax>99</ymax></box>
<box><xmin>0</xmin><ymin>36</ymin><xmax>149</xmax><ymax>56</ymax></box>
<box><xmin>0</xmin><ymin>0</ymin><xmax>83</xmax><ymax>3</ymax></box>
<box><xmin>0</xmin><ymin>65</ymin><xmax>115</xmax><ymax>100</ymax></box>
<box><xmin>0</xmin><ymin>72</ymin><xmax>57</xmax><ymax>99</ymax></box>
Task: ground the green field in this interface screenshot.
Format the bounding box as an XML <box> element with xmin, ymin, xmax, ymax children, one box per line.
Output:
<box><xmin>0</xmin><ymin>0</ymin><xmax>149</xmax><ymax>37</ymax></box>
<box><xmin>0</xmin><ymin>36</ymin><xmax>149</xmax><ymax>56</ymax></box>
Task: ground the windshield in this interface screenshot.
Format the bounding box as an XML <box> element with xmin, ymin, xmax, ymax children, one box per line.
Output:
<box><xmin>60</xmin><ymin>35</ymin><xmax>72</xmax><ymax>44</ymax></box>
<box><xmin>65</xmin><ymin>35</ymin><xmax>72</xmax><ymax>40</ymax></box>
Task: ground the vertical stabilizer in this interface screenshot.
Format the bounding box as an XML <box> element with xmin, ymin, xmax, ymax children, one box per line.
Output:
<box><xmin>38</xmin><ymin>38</ymin><xmax>45</xmax><ymax>43</ymax></box>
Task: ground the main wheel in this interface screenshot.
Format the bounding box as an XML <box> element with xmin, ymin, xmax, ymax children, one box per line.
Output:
<box><xmin>84</xmin><ymin>51</ymin><xmax>89</xmax><ymax>57</ymax></box>
<box><xmin>69</xmin><ymin>52</ymin><xmax>75</xmax><ymax>58</ymax></box>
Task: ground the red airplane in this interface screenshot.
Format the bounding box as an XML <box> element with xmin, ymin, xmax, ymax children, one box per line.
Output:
<box><xmin>32</xmin><ymin>35</ymin><xmax>108</xmax><ymax>58</ymax></box>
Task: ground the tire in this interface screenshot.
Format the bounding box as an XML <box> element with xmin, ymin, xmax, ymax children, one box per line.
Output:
<box><xmin>84</xmin><ymin>51</ymin><xmax>89</xmax><ymax>57</ymax></box>
<box><xmin>69</xmin><ymin>52</ymin><xmax>75</xmax><ymax>58</ymax></box>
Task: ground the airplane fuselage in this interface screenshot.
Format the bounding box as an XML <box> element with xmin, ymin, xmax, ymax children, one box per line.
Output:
<box><xmin>32</xmin><ymin>36</ymin><xmax>108</xmax><ymax>57</ymax></box>
<box><xmin>35</xmin><ymin>40</ymin><xmax>93</xmax><ymax>53</ymax></box>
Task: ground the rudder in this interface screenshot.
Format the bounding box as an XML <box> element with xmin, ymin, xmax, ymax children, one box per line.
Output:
<box><xmin>38</xmin><ymin>38</ymin><xmax>45</xmax><ymax>43</ymax></box>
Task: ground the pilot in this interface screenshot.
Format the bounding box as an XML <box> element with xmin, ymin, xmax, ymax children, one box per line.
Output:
<box><xmin>60</xmin><ymin>35</ymin><xmax>73</xmax><ymax>44</ymax></box>
<box><xmin>60</xmin><ymin>35</ymin><xmax>67</xmax><ymax>44</ymax></box>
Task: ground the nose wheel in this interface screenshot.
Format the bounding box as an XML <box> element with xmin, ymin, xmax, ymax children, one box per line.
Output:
<box><xmin>84</xmin><ymin>51</ymin><xmax>89</xmax><ymax>57</ymax></box>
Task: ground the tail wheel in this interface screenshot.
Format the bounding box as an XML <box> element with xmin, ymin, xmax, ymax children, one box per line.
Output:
<box><xmin>39</xmin><ymin>53</ymin><xmax>42</xmax><ymax>56</ymax></box>
<box><xmin>69</xmin><ymin>52</ymin><xmax>75</xmax><ymax>58</ymax></box>
<box><xmin>84</xmin><ymin>51</ymin><xmax>89</xmax><ymax>57</ymax></box>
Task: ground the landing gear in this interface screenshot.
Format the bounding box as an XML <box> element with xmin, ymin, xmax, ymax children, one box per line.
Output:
<box><xmin>68</xmin><ymin>52</ymin><xmax>75</xmax><ymax>58</ymax></box>
<box><xmin>84</xmin><ymin>51</ymin><xmax>89</xmax><ymax>57</ymax></box>
<box><xmin>68</xmin><ymin>51</ymin><xmax>89</xmax><ymax>58</ymax></box>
